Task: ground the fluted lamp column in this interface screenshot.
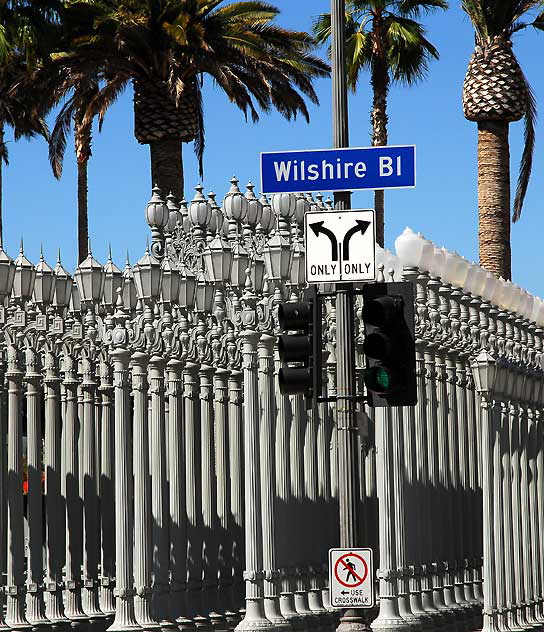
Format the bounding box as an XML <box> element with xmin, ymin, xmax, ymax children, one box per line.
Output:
<box><xmin>131</xmin><ymin>349</ymin><xmax>160</xmax><ymax>631</ymax></box>
<box><xmin>235</xmin><ymin>283</ymin><xmax>273</xmax><ymax>631</ymax></box>
<box><xmin>471</xmin><ymin>350</ymin><xmax>499</xmax><ymax>632</ymax></box>
<box><xmin>107</xmin><ymin>296</ymin><xmax>139</xmax><ymax>632</ymax></box>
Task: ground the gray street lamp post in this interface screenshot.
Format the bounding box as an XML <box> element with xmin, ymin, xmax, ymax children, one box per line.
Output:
<box><xmin>330</xmin><ymin>2</ymin><xmax>369</xmax><ymax>631</ymax></box>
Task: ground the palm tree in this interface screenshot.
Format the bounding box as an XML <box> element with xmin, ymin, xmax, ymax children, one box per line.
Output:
<box><xmin>313</xmin><ymin>0</ymin><xmax>446</xmax><ymax>246</ymax></box>
<box><xmin>31</xmin><ymin>2</ymin><xmax>125</xmax><ymax>263</ymax></box>
<box><xmin>462</xmin><ymin>0</ymin><xmax>544</xmax><ymax>280</ymax></box>
<box><xmin>52</xmin><ymin>0</ymin><xmax>330</xmax><ymax>201</ymax></box>
<box><xmin>0</xmin><ymin>0</ymin><xmax>60</xmax><ymax>243</ymax></box>
<box><xmin>47</xmin><ymin>77</ymin><xmax>102</xmax><ymax>263</ymax></box>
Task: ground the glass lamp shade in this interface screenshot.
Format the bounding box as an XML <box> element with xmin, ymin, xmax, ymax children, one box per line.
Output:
<box><xmin>471</xmin><ymin>348</ymin><xmax>497</xmax><ymax>393</ymax></box>
<box><xmin>482</xmin><ymin>272</ymin><xmax>499</xmax><ymax>304</ymax></box>
<box><xmin>294</xmin><ymin>193</ymin><xmax>310</xmax><ymax>225</ymax></box>
<box><xmin>532</xmin><ymin>371</ymin><xmax>544</xmax><ymax>404</ymax></box>
<box><xmin>122</xmin><ymin>263</ymin><xmax>138</xmax><ymax>312</ymax></box>
<box><xmin>513</xmin><ymin>367</ymin><xmax>524</xmax><ymax>401</ymax></box>
<box><xmin>245</xmin><ymin>183</ymin><xmax>263</xmax><ymax>228</ymax></box>
<box><xmin>528</xmin><ymin>371</ymin><xmax>539</xmax><ymax>405</ymax></box>
<box><xmin>12</xmin><ymin>246</ymin><xmax>36</xmax><ymax>303</ymax></box>
<box><xmin>160</xmin><ymin>258</ymin><xmax>181</xmax><ymax>304</ymax></box>
<box><xmin>223</xmin><ymin>177</ymin><xmax>249</xmax><ymax>223</ymax></box>
<box><xmin>530</xmin><ymin>298</ymin><xmax>541</xmax><ymax>324</ymax></box>
<box><xmin>230</xmin><ymin>242</ymin><xmax>250</xmax><ymax>288</ymax></box>
<box><xmin>289</xmin><ymin>241</ymin><xmax>306</xmax><ymax>286</ymax></box>
<box><xmin>145</xmin><ymin>185</ymin><xmax>169</xmax><ymax>230</ymax></box>
<box><xmin>33</xmin><ymin>253</ymin><xmax>56</xmax><ymax>306</ymax></box>
<box><xmin>189</xmin><ymin>184</ymin><xmax>212</xmax><ymax>228</ymax></box>
<box><xmin>250</xmin><ymin>256</ymin><xmax>265</xmax><ymax>294</ymax></box>
<box><xmin>521</xmin><ymin>371</ymin><xmax>533</xmax><ymax>403</ymax></box>
<box><xmin>531</xmin><ymin>298</ymin><xmax>544</xmax><ymax>326</ymax></box>
<box><xmin>222</xmin><ymin>214</ymin><xmax>231</xmax><ymax>238</ymax></box>
<box><xmin>203</xmin><ymin>235</ymin><xmax>232</xmax><ymax>283</ymax></box>
<box><xmin>491</xmin><ymin>277</ymin><xmax>506</xmax><ymax>308</ymax></box>
<box><xmin>509</xmin><ymin>285</ymin><xmax>522</xmax><ymax>313</ymax></box>
<box><xmin>103</xmin><ymin>255</ymin><xmax>123</xmax><ymax>308</ymax></box>
<box><xmin>271</xmin><ymin>193</ymin><xmax>296</xmax><ymax>221</ymax></box>
<box><xmin>441</xmin><ymin>251</ymin><xmax>469</xmax><ymax>288</ymax></box>
<box><xmin>463</xmin><ymin>263</ymin><xmax>486</xmax><ymax>297</ymax></box>
<box><xmin>133</xmin><ymin>248</ymin><xmax>162</xmax><ymax>302</ymax></box>
<box><xmin>263</xmin><ymin>232</ymin><xmax>292</xmax><ymax>281</ymax></box>
<box><xmin>395</xmin><ymin>227</ymin><xmax>433</xmax><ymax>269</ymax></box>
<box><xmin>195</xmin><ymin>270</ymin><xmax>215</xmax><ymax>312</ymax></box>
<box><xmin>166</xmin><ymin>192</ymin><xmax>182</xmax><ymax>233</ymax></box>
<box><xmin>517</xmin><ymin>290</ymin><xmax>528</xmax><ymax>316</ymax></box>
<box><xmin>428</xmin><ymin>246</ymin><xmax>446</xmax><ymax>279</ymax></box>
<box><xmin>0</xmin><ymin>246</ymin><xmax>16</xmax><ymax>299</ymax></box>
<box><xmin>69</xmin><ymin>280</ymin><xmax>81</xmax><ymax>313</ymax></box>
<box><xmin>208</xmin><ymin>205</ymin><xmax>225</xmax><ymax>235</ymax></box>
<box><xmin>166</xmin><ymin>207</ymin><xmax>182</xmax><ymax>233</ymax></box>
<box><xmin>180</xmin><ymin>199</ymin><xmax>191</xmax><ymax>233</ymax></box>
<box><xmin>518</xmin><ymin>291</ymin><xmax>533</xmax><ymax>319</ymax></box>
<box><xmin>258</xmin><ymin>194</ymin><xmax>276</xmax><ymax>233</ymax></box>
<box><xmin>524</xmin><ymin>295</ymin><xmax>534</xmax><ymax>320</ymax></box>
<box><xmin>74</xmin><ymin>251</ymin><xmax>105</xmax><ymax>304</ymax></box>
<box><xmin>382</xmin><ymin>249</ymin><xmax>403</xmax><ymax>282</ymax></box>
<box><xmin>418</xmin><ymin>236</ymin><xmax>435</xmax><ymax>271</ymax></box>
<box><xmin>53</xmin><ymin>258</ymin><xmax>72</xmax><ymax>309</ymax></box>
<box><xmin>178</xmin><ymin>266</ymin><xmax>197</xmax><ymax>309</ymax></box>
<box><xmin>498</xmin><ymin>280</ymin><xmax>515</xmax><ymax>311</ymax></box>
<box><xmin>494</xmin><ymin>357</ymin><xmax>508</xmax><ymax>397</ymax></box>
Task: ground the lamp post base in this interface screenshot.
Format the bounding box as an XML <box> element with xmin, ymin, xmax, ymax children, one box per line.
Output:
<box><xmin>337</xmin><ymin>609</ymin><xmax>372</xmax><ymax>632</ymax></box>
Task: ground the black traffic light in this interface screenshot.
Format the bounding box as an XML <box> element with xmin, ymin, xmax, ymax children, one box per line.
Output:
<box><xmin>278</xmin><ymin>286</ymin><xmax>322</xmax><ymax>402</ymax></box>
<box><xmin>361</xmin><ymin>282</ymin><xmax>416</xmax><ymax>407</ymax></box>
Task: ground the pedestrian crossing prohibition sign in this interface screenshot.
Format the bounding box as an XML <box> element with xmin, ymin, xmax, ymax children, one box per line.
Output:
<box><xmin>329</xmin><ymin>548</ymin><xmax>374</xmax><ymax>608</ymax></box>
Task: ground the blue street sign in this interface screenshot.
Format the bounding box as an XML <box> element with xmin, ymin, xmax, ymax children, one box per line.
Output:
<box><xmin>260</xmin><ymin>145</ymin><xmax>416</xmax><ymax>194</ymax></box>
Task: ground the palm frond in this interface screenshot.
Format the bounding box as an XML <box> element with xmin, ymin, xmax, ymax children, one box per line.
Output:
<box><xmin>386</xmin><ymin>15</ymin><xmax>439</xmax><ymax>85</ymax></box>
<box><xmin>0</xmin><ymin>139</ymin><xmax>9</xmax><ymax>166</ymax></box>
<box><xmin>532</xmin><ymin>8</ymin><xmax>544</xmax><ymax>30</ymax></box>
<box><xmin>193</xmin><ymin>76</ymin><xmax>205</xmax><ymax>179</ymax></box>
<box><xmin>49</xmin><ymin>96</ymin><xmax>76</xmax><ymax>179</ymax></box>
<box><xmin>512</xmin><ymin>71</ymin><xmax>537</xmax><ymax>222</ymax></box>
<box><xmin>394</xmin><ymin>0</ymin><xmax>448</xmax><ymax>18</ymax></box>
<box><xmin>462</xmin><ymin>0</ymin><xmax>542</xmax><ymax>39</ymax></box>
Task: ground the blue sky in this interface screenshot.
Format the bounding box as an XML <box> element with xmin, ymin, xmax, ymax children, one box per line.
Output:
<box><xmin>4</xmin><ymin>2</ymin><xmax>544</xmax><ymax>296</ymax></box>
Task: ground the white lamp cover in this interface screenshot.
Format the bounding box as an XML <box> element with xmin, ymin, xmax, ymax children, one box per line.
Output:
<box><xmin>223</xmin><ymin>177</ymin><xmax>249</xmax><ymax>223</ymax></box>
<box><xmin>33</xmin><ymin>253</ymin><xmax>56</xmax><ymax>305</ymax></box>
<box><xmin>394</xmin><ymin>227</ymin><xmax>425</xmax><ymax>268</ymax></box>
<box><xmin>271</xmin><ymin>193</ymin><xmax>296</xmax><ymax>220</ymax></box>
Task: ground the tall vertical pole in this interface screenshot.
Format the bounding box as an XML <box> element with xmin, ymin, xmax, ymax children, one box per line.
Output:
<box><xmin>332</xmin><ymin>2</ymin><xmax>368</xmax><ymax>631</ymax></box>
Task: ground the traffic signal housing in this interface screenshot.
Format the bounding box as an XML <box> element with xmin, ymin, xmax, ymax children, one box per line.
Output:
<box><xmin>361</xmin><ymin>282</ymin><xmax>416</xmax><ymax>407</ymax></box>
<box><xmin>277</xmin><ymin>286</ymin><xmax>322</xmax><ymax>403</ymax></box>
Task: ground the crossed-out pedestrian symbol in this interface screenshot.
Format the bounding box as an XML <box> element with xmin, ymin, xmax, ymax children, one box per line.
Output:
<box><xmin>334</xmin><ymin>552</ymin><xmax>368</xmax><ymax>588</ymax></box>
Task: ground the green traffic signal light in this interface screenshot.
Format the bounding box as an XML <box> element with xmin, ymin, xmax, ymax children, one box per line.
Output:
<box><xmin>364</xmin><ymin>366</ymin><xmax>393</xmax><ymax>393</ymax></box>
<box><xmin>361</xmin><ymin>282</ymin><xmax>416</xmax><ymax>407</ymax></box>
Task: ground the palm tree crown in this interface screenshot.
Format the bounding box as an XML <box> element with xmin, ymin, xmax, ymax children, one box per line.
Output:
<box><xmin>461</xmin><ymin>0</ymin><xmax>544</xmax><ymax>279</ymax></box>
<box><xmin>0</xmin><ymin>0</ymin><xmax>60</xmax><ymax>242</ymax></box>
<box><xmin>313</xmin><ymin>0</ymin><xmax>446</xmax><ymax>245</ymax></box>
<box><xmin>51</xmin><ymin>0</ymin><xmax>330</xmax><ymax>200</ymax></box>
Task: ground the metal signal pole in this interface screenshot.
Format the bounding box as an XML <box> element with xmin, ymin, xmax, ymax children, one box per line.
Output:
<box><xmin>331</xmin><ymin>2</ymin><xmax>370</xmax><ymax>631</ymax></box>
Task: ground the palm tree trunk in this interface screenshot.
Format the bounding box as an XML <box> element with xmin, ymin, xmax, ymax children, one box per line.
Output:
<box><xmin>74</xmin><ymin>113</ymin><xmax>92</xmax><ymax>264</ymax></box>
<box><xmin>150</xmin><ymin>139</ymin><xmax>184</xmax><ymax>202</ymax></box>
<box><xmin>477</xmin><ymin>120</ymin><xmax>511</xmax><ymax>280</ymax></box>
<box><xmin>77</xmin><ymin>160</ymin><xmax>89</xmax><ymax>264</ymax></box>
<box><xmin>370</xmin><ymin>25</ymin><xmax>389</xmax><ymax>248</ymax></box>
